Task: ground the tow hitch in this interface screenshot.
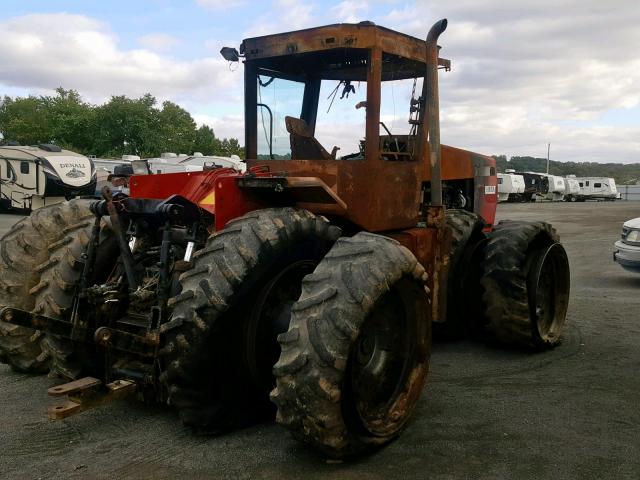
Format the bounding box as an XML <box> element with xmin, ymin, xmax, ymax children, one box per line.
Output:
<box><xmin>47</xmin><ymin>376</ymin><xmax>136</xmax><ymax>420</ymax></box>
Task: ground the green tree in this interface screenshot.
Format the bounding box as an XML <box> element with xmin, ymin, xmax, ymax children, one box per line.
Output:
<box><xmin>0</xmin><ymin>95</ymin><xmax>51</xmax><ymax>145</ymax></box>
<box><xmin>44</xmin><ymin>88</ymin><xmax>94</xmax><ymax>152</ymax></box>
<box><xmin>219</xmin><ymin>137</ymin><xmax>245</xmax><ymax>158</ymax></box>
<box><xmin>0</xmin><ymin>89</ymin><xmax>246</xmax><ymax>159</ymax></box>
<box><xmin>92</xmin><ymin>94</ymin><xmax>160</xmax><ymax>157</ymax></box>
<box><xmin>157</xmin><ymin>101</ymin><xmax>197</xmax><ymax>154</ymax></box>
<box><xmin>193</xmin><ymin>124</ymin><xmax>221</xmax><ymax>155</ymax></box>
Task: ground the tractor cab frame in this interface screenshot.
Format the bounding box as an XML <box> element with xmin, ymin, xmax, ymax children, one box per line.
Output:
<box><xmin>237</xmin><ymin>22</ymin><xmax>497</xmax><ymax>233</ymax></box>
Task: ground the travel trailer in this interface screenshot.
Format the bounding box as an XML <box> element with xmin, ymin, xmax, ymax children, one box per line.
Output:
<box><xmin>144</xmin><ymin>152</ymin><xmax>246</xmax><ymax>174</ymax></box>
<box><xmin>515</xmin><ymin>172</ymin><xmax>549</xmax><ymax>202</ymax></box>
<box><xmin>93</xmin><ymin>156</ymin><xmax>135</xmax><ymax>192</ymax></box>
<box><xmin>567</xmin><ymin>177</ymin><xmax>617</xmax><ymax>201</ymax></box>
<box><xmin>497</xmin><ymin>172</ymin><xmax>526</xmax><ymax>202</ymax></box>
<box><xmin>0</xmin><ymin>144</ymin><xmax>96</xmax><ymax>211</ymax></box>
<box><xmin>542</xmin><ymin>174</ymin><xmax>566</xmax><ymax>202</ymax></box>
<box><xmin>563</xmin><ymin>177</ymin><xmax>581</xmax><ymax>200</ymax></box>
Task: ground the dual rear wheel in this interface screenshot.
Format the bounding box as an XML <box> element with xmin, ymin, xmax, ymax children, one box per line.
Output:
<box><xmin>439</xmin><ymin>211</ymin><xmax>570</xmax><ymax>350</ymax></box>
<box><xmin>161</xmin><ymin>209</ymin><xmax>431</xmax><ymax>457</ymax></box>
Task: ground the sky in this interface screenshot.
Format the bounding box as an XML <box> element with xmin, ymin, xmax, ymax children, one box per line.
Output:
<box><xmin>0</xmin><ymin>0</ymin><xmax>639</xmax><ymax>163</ymax></box>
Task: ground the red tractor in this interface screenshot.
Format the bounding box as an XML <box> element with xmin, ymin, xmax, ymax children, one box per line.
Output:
<box><xmin>0</xmin><ymin>20</ymin><xmax>570</xmax><ymax>458</ymax></box>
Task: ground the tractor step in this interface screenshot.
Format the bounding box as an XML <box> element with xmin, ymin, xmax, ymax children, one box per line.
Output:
<box><xmin>47</xmin><ymin>377</ymin><xmax>137</xmax><ymax>420</ymax></box>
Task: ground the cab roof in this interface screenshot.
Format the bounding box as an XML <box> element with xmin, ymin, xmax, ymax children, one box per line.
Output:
<box><xmin>241</xmin><ymin>22</ymin><xmax>449</xmax><ymax>82</ymax></box>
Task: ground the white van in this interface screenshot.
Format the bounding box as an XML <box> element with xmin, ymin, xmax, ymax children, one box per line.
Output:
<box><xmin>0</xmin><ymin>144</ymin><xmax>96</xmax><ymax>211</ymax></box>
<box><xmin>567</xmin><ymin>177</ymin><xmax>617</xmax><ymax>201</ymax></box>
<box><xmin>497</xmin><ymin>173</ymin><xmax>525</xmax><ymax>202</ymax></box>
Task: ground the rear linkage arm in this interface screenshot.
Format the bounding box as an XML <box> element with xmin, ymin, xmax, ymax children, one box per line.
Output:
<box><xmin>1</xmin><ymin>191</ymin><xmax>205</xmax><ymax>360</ymax></box>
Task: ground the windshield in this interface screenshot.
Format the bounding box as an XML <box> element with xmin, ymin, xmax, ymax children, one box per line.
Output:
<box><xmin>256</xmin><ymin>77</ymin><xmax>305</xmax><ymax>160</ymax></box>
<box><xmin>315</xmin><ymin>80</ymin><xmax>367</xmax><ymax>160</ymax></box>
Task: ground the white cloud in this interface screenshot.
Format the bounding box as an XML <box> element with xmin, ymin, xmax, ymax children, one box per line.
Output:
<box><xmin>138</xmin><ymin>33</ymin><xmax>180</xmax><ymax>51</ymax></box>
<box><xmin>195</xmin><ymin>0</ymin><xmax>245</xmax><ymax>10</ymax></box>
<box><xmin>2</xmin><ymin>3</ymin><xmax>639</xmax><ymax>162</ymax></box>
<box><xmin>192</xmin><ymin>113</ymin><xmax>244</xmax><ymax>140</ymax></box>
<box><xmin>330</xmin><ymin>0</ymin><xmax>370</xmax><ymax>23</ymax></box>
<box><xmin>377</xmin><ymin>0</ymin><xmax>640</xmax><ymax>162</ymax></box>
<box><xmin>0</xmin><ymin>13</ymin><xmax>238</xmax><ymax>104</ymax></box>
<box><xmin>243</xmin><ymin>0</ymin><xmax>315</xmax><ymax>37</ymax></box>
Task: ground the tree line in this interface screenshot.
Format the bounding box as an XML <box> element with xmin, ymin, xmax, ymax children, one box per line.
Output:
<box><xmin>0</xmin><ymin>88</ymin><xmax>244</xmax><ymax>159</ymax></box>
<box><xmin>493</xmin><ymin>155</ymin><xmax>640</xmax><ymax>185</ymax></box>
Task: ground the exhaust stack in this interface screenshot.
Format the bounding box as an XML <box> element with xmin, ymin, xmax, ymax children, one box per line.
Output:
<box><xmin>423</xmin><ymin>18</ymin><xmax>447</xmax><ymax>207</ymax></box>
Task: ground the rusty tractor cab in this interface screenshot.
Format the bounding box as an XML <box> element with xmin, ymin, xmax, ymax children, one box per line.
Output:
<box><xmin>240</xmin><ymin>21</ymin><xmax>497</xmax><ymax>233</ymax></box>
<box><xmin>0</xmin><ymin>20</ymin><xmax>570</xmax><ymax>458</ymax></box>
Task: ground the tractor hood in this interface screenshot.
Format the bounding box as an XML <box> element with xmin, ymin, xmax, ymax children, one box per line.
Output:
<box><xmin>42</xmin><ymin>155</ymin><xmax>94</xmax><ymax>187</ymax></box>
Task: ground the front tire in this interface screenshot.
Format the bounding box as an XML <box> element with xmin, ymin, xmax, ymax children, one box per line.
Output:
<box><xmin>271</xmin><ymin>233</ymin><xmax>430</xmax><ymax>458</ymax></box>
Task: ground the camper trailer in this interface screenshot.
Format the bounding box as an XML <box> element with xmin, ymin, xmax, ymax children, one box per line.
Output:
<box><xmin>92</xmin><ymin>156</ymin><xmax>137</xmax><ymax>193</ymax></box>
<box><xmin>0</xmin><ymin>144</ymin><xmax>96</xmax><ymax>211</ymax></box>
<box><xmin>543</xmin><ymin>174</ymin><xmax>566</xmax><ymax>202</ymax></box>
<box><xmin>497</xmin><ymin>173</ymin><xmax>526</xmax><ymax>202</ymax></box>
<box><xmin>563</xmin><ymin>177</ymin><xmax>581</xmax><ymax>201</ymax></box>
<box><xmin>568</xmin><ymin>177</ymin><xmax>618</xmax><ymax>201</ymax></box>
<box><xmin>515</xmin><ymin>172</ymin><xmax>549</xmax><ymax>202</ymax></box>
<box><xmin>145</xmin><ymin>153</ymin><xmax>246</xmax><ymax>174</ymax></box>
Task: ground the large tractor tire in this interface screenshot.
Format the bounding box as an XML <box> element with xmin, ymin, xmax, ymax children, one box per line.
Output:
<box><xmin>0</xmin><ymin>200</ymin><xmax>92</xmax><ymax>373</ymax></box>
<box><xmin>433</xmin><ymin>209</ymin><xmax>486</xmax><ymax>339</ymax></box>
<box><xmin>160</xmin><ymin>208</ymin><xmax>341</xmax><ymax>431</ymax></box>
<box><xmin>32</xmin><ymin>218</ymin><xmax>117</xmax><ymax>380</ymax></box>
<box><xmin>271</xmin><ymin>233</ymin><xmax>431</xmax><ymax>458</ymax></box>
<box><xmin>481</xmin><ymin>221</ymin><xmax>570</xmax><ymax>350</ymax></box>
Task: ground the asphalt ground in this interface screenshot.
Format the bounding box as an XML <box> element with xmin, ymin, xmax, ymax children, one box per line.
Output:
<box><xmin>1</xmin><ymin>202</ymin><xmax>639</xmax><ymax>480</ymax></box>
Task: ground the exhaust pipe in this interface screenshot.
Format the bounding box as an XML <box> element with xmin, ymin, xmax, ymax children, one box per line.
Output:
<box><xmin>423</xmin><ymin>18</ymin><xmax>447</xmax><ymax>207</ymax></box>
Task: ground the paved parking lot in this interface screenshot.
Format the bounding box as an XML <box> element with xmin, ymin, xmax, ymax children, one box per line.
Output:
<box><xmin>1</xmin><ymin>202</ymin><xmax>639</xmax><ymax>479</ymax></box>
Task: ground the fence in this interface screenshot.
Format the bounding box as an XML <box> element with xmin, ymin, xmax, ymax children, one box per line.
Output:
<box><xmin>618</xmin><ymin>185</ymin><xmax>640</xmax><ymax>201</ymax></box>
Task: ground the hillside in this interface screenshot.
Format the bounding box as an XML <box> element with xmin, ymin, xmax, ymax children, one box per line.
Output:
<box><xmin>493</xmin><ymin>155</ymin><xmax>640</xmax><ymax>185</ymax></box>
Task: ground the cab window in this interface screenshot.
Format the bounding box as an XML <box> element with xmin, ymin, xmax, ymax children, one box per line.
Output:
<box><xmin>256</xmin><ymin>77</ymin><xmax>305</xmax><ymax>160</ymax></box>
<box><xmin>315</xmin><ymin>80</ymin><xmax>367</xmax><ymax>160</ymax></box>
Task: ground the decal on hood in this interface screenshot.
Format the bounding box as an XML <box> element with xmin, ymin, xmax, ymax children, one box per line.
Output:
<box><xmin>66</xmin><ymin>167</ymin><xmax>86</xmax><ymax>179</ymax></box>
<box><xmin>44</xmin><ymin>155</ymin><xmax>93</xmax><ymax>187</ymax></box>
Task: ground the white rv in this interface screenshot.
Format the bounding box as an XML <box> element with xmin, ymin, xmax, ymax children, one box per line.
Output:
<box><xmin>563</xmin><ymin>177</ymin><xmax>581</xmax><ymax>200</ymax></box>
<box><xmin>567</xmin><ymin>177</ymin><xmax>617</xmax><ymax>201</ymax></box>
<box><xmin>542</xmin><ymin>174</ymin><xmax>566</xmax><ymax>202</ymax></box>
<box><xmin>92</xmin><ymin>156</ymin><xmax>137</xmax><ymax>193</ymax></box>
<box><xmin>0</xmin><ymin>144</ymin><xmax>96</xmax><ymax>211</ymax></box>
<box><xmin>497</xmin><ymin>173</ymin><xmax>525</xmax><ymax>202</ymax></box>
<box><xmin>144</xmin><ymin>152</ymin><xmax>246</xmax><ymax>174</ymax></box>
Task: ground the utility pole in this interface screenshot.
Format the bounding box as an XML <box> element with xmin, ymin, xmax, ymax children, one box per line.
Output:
<box><xmin>546</xmin><ymin>143</ymin><xmax>550</xmax><ymax>174</ymax></box>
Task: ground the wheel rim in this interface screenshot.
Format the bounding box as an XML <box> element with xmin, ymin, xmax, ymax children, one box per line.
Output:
<box><xmin>527</xmin><ymin>243</ymin><xmax>570</xmax><ymax>342</ymax></box>
<box><xmin>245</xmin><ymin>260</ymin><xmax>317</xmax><ymax>393</ymax></box>
<box><xmin>347</xmin><ymin>278</ymin><xmax>430</xmax><ymax>437</ymax></box>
